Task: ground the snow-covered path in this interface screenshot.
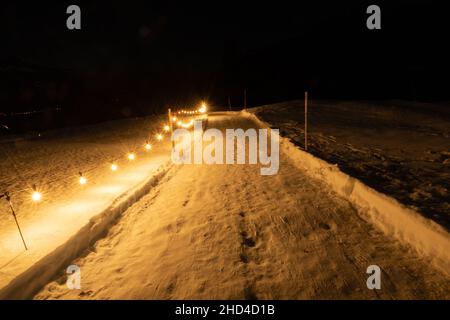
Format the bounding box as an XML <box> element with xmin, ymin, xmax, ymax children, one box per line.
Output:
<box><xmin>0</xmin><ymin>116</ymin><xmax>172</xmax><ymax>293</ymax></box>
<box><xmin>36</xmin><ymin>113</ymin><xmax>450</xmax><ymax>299</ymax></box>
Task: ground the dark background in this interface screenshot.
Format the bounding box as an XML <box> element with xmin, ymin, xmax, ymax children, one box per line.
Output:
<box><xmin>0</xmin><ymin>1</ymin><xmax>449</xmax><ymax>131</ymax></box>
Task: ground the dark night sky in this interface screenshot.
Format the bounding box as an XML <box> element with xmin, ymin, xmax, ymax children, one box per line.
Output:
<box><xmin>1</xmin><ymin>1</ymin><xmax>449</xmax><ymax>128</ymax></box>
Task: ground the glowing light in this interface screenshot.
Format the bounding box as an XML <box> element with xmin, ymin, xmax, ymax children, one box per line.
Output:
<box><xmin>172</xmin><ymin>116</ymin><xmax>177</xmax><ymax>121</ymax></box>
<box><xmin>163</xmin><ymin>125</ymin><xmax>170</xmax><ymax>132</ymax></box>
<box><xmin>111</xmin><ymin>163</ymin><xmax>118</xmax><ymax>171</ymax></box>
<box><xmin>156</xmin><ymin>133</ymin><xmax>163</xmax><ymax>141</ymax></box>
<box><xmin>31</xmin><ymin>190</ymin><xmax>42</xmax><ymax>202</ymax></box>
<box><xmin>180</xmin><ymin>119</ymin><xmax>194</xmax><ymax>129</ymax></box>
<box><xmin>79</xmin><ymin>173</ymin><xmax>87</xmax><ymax>185</ymax></box>
<box><xmin>177</xmin><ymin>121</ymin><xmax>182</xmax><ymax>127</ymax></box>
<box><xmin>199</xmin><ymin>102</ymin><xmax>207</xmax><ymax>113</ymax></box>
<box><xmin>145</xmin><ymin>142</ymin><xmax>152</xmax><ymax>151</ymax></box>
<box><xmin>128</xmin><ymin>153</ymin><xmax>136</xmax><ymax>161</ymax></box>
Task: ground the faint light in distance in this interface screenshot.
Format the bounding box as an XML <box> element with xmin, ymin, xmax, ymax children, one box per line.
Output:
<box><xmin>111</xmin><ymin>163</ymin><xmax>118</xmax><ymax>171</ymax></box>
<box><xmin>199</xmin><ymin>102</ymin><xmax>207</xmax><ymax>113</ymax></box>
<box><xmin>31</xmin><ymin>185</ymin><xmax>42</xmax><ymax>202</ymax></box>
<box><xmin>181</xmin><ymin>119</ymin><xmax>194</xmax><ymax>128</ymax></box>
<box><xmin>128</xmin><ymin>153</ymin><xmax>136</xmax><ymax>161</ymax></box>
<box><xmin>79</xmin><ymin>172</ymin><xmax>87</xmax><ymax>185</ymax></box>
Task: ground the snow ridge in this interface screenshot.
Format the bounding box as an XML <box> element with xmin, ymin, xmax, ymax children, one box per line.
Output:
<box><xmin>0</xmin><ymin>161</ymin><xmax>173</xmax><ymax>300</ymax></box>
<box><xmin>243</xmin><ymin>110</ymin><xmax>450</xmax><ymax>276</ymax></box>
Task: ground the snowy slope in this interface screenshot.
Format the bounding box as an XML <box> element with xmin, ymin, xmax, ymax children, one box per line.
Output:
<box><xmin>34</xmin><ymin>113</ymin><xmax>449</xmax><ymax>300</ymax></box>
<box><xmin>0</xmin><ymin>115</ymin><xmax>172</xmax><ymax>293</ymax></box>
<box><xmin>249</xmin><ymin>100</ymin><xmax>450</xmax><ymax>229</ymax></box>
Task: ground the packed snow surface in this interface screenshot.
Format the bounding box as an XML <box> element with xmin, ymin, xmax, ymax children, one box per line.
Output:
<box><xmin>250</xmin><ymin>100</ymin><xmax>450</xmax><ymax>230</ymax></box>
<box><xmin>32</xmin><ymin>113</ymin><xmax>449</xmax><ymax>300</ymax></box>
<box><xmin>0</xmin><ymin>115</ymin><xmax>172</xmax><ymax>292</ymax></box>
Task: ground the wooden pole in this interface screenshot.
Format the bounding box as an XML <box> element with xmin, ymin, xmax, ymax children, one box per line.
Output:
<box><xmin>2</xmin><ymin>192</ymin><xmax>28</xmax><ymax>250</ymax></box>
<box><xmin>168</xmin><ymin>108</ymin><xmax>174</xmax><ymax>149</ymax></box>
<box><xmin>305</xmin><ymin>91</ymin><xmax>308</xmax><ymax>151</ymax></box>
<box><xmin>244</xmin><ymin>89</ymin><xmax>247</xmax><ymax>110</ymax></box>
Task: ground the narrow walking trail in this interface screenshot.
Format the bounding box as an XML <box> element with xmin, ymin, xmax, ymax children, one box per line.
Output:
<box><xmin>36</xmin><ymin>114</ymin><xmax>450</xmax><ymax>299</ymax></box>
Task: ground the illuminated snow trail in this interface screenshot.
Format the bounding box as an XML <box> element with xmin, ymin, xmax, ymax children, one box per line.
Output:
<box><xmin>34</xmin><ymin>113</ymin><xmax>449</xmax><ymax>300</ymax></box>
<box><xmin>0</xmin><ymin>116</ymin><xmax>172</xmax><ymax>292</ymax></box>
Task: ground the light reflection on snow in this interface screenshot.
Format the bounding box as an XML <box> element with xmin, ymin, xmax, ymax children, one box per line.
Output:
<box><xmin>92</xmin><ymin>185</ymin><xmax>123</xmax><ymax>195</ymax></box>
<box><xmin>0</xmin><ymin>149</ymin><xmax>171</xmax><ymax>288</ymax></box>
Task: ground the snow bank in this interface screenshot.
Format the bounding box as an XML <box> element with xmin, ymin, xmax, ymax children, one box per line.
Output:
<box><xmin>243</xmin><ymin>110</ymin><xmax>450</xmax><ymax>276</ymax></box>
<box><xmin>0</xmin><ymin>161</ymin><xmax>173</xmax><ymax>300</ymax></box>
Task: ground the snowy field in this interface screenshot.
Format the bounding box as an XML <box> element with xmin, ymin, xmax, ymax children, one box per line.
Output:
<box><xmin>0</xmin><ymin>115</ymin><xmax>172</xmax><ymax>292</ymax></box>
<box><xmin>31</xmin><ymin>113</ymin><xmax>449</xmax><ymax>300</ymax></box>
<box><xmin>0</xmin><ymin>109</ymin><xmax>448</xmax><ymax>299</ymax></box>
<box><xmin>249</xmin><ymin>100</ymin><xmax>450</xmax><ymax>230</ymax></box>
